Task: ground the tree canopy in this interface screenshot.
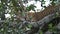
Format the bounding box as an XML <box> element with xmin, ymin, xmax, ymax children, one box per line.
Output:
<box><xmin>0</xmin><ymin>0</ymin><xmax>60</xmax><ymax>34</ymax></box>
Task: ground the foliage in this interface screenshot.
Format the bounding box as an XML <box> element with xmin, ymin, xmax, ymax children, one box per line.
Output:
<box><xmin>50</xmin><ymin>0</ymin><xmax>57</xmax><ymax>5</ymax></box>
<box><xmin>0</xmin><ymin>0</ymin><xmax>59</xmax><ymax>34</ymax></box>
<box><xmin>26</xmin><ymin>4</ymin><xmax>36</xmax><ymax>11</ymax></box>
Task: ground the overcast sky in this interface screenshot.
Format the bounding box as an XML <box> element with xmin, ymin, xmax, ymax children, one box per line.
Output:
<box><xmin>25</xmin><ymin>0</ymin><xmax>51</xmax><ymax>11</ymax></box>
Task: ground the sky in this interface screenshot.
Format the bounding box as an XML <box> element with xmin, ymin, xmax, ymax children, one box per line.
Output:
<box><xmin>26</xmin><ymin>0</ymin><xmax>51</xmax><ymax>12</ymax></box>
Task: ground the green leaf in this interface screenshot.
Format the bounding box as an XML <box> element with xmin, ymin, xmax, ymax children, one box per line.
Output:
<box><xmin>26</xmin><ymin>4</ymin><xmax>36</xmax><ymax>11</ymax></box>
